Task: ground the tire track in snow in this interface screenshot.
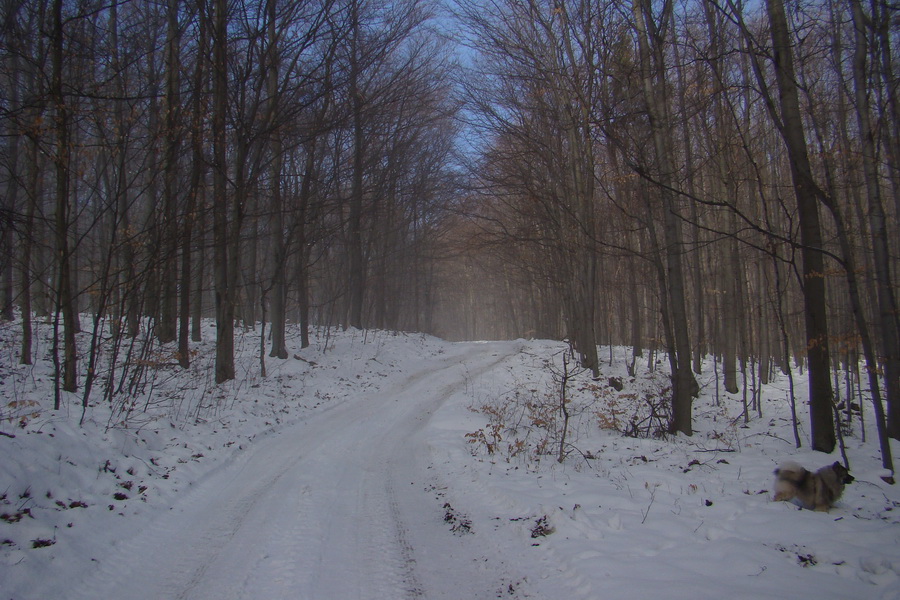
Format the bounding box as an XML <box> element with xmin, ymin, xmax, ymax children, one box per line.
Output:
<box><xmin>70</xmin><ymin>450</ymin><xmax>303</xmax><ymax>600</ymax></box>
<box><xmin>378</xmin><ymin>342</ymin><xmax>538</xmax><ymax>600</ymax></box>
<box><xmin>385</xmin><ymin>473</ymin><xmax>426</xmax><ymax>598</ymax></box>
<box><xmin>70</xmin><ymin>341</ymin><xmax>525</xmax><ymax>600</ymax></box>
<box><xmin>234</xmin><ymin>482</ymin><xmax>314</xmax><ymax>598</ymax></box>
<box><xmin>292</xmin><ymin>342</ymin><xmax>522</xmax><ymax>599</ymax></box>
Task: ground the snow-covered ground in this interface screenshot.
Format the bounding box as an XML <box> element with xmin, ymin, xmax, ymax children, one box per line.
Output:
<box><xmin>1</xmin><ymin>319</ymin><xmax>898</xmax><ymax>599</ymax></box>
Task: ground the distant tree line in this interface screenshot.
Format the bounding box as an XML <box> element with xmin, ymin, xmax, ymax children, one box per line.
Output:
<box><xmin>0</xmin><ymin>0</ymin><xmax>457</xmax><ymax>396</ymax></box>
<box><xmin>440</xmin><ymin>0</ymin><xmax>898</xmax><ymax>465</ymax></box>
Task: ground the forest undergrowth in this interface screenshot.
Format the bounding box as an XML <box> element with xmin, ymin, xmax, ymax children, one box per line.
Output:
<box><xmin>465</xmin><ymin>345</ymin><xmax>878</xmax><ymax>479</ymax></box>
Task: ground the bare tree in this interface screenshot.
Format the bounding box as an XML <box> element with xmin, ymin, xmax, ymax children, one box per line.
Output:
<box><xmin>212</xmin><ymin>0</ymin><xmax>235</xmax><ymax>383</ymax></box>
<box><xmin>631</xmin><ymin>0</ymin><xmax>698</xmax><ymax>434</ymax></box>
<box><xmin>756</xmin><ymin>0</ymin><xmax>834</xmax><ymax>451</ymax></box>
<box><xmin>157</xmin><ymin>0</ymin><xmax>182</xmax><ymax>344</ymax></box>
<box><xmin>50</xmin><ymin>0</ymin><xmax>77</xmax><ymax>398</ymax></box>
<box><xmin>848</xmin><ymin>0</ymin><xmax>900</xmax><ymax>440</ymax></box>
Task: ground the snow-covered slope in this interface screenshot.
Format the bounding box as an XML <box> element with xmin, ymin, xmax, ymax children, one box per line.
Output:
<box><xmin>428</xmin><ymin>343</ymin><xmax>900</xmax><ymax>600</ymax></box>
<box><xmin>1</xmin><ymin>320</ymin><xmax>898</xmax><ymax>599</ymax></box>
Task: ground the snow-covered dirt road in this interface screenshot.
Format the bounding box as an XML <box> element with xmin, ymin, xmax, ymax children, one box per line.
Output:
<box><xmin>69</xmin><ymin>341</ymin><xmax>531</xmax><ymax>600</ymax></box>
<box><xmin>6</xmin><ymin>328</ymin><xmax>899</xmax><ymax>600</ymax></box>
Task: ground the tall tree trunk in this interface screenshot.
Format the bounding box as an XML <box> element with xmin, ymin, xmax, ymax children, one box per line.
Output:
<box><xmin>632</xmin><ymin>0</ymin><xmax>697</xmax><ymax>435</ymax></box>
<box><xmin>144</xmin><ymin>44</ymin><xmax>162</xmax><ymax>329</ymax></box>
<box><xmin>16</xmin><ymin>3</ymin><xmax>42</xmax><ymax>364</ymax></box>
<box><xmin>1</xmin><ymin>41</ymin><xmax>18</xmax><ymax>322</ymax></box>
<box><xmin>721</xmin><ymin>243</ymin><xmax>740</xmax><ymax>394</ymax></box>
<box><xmin>765</xmin><ymin>0</ymin><xmax>834</xmax><ymax>452</ymax></box>
<box><xmin>159</xmin><ymin>0</ymin><xmax>181</xmax><ymax>343</ymax></box>
<box><xmin>871</xmin><ymin>0</ymin><xmax>900</xmax><ymax>224</ymax></box>
<box><xmin>297</xmin><ymin>144</ymin><xmax>317</xmax><ymax>350</ymax></box>
<box><xmin>191</xmin><ymin>214</ymin><xmax>204</xmax><ymax>343</ymax></box>
<box><xmin>180</xmin><ymin>0</ymin><xmax>208</xmax><ymax>367</ymax></box>
<box><xmin>212</xmin><ymin>0</ymin><xmax>235</xmax><ymax>383</ymax></box>
<box><xmin>628</xmin><ymin>254</ymin><xmax>642</xmax><ymax>371</ymax></box>
<box><xmin>674</xmin><ymin>8</ymin><xmax>704</xmax><ymax>376</ymax></box>
<box><xmin>20</xmin><ymin>137</ymin><xmax>38</xmax><ymax>365</ymax></box>
<box><xmin>347</xmin><ymin>0</ymin><xmax>365</xmax><ymax>329</ymax></box>
<box><xmin>51</xmin><ymin>0</ymin><xmax>77</xmax><ymax>395</ymax></box>
<box><xmin>266</xmin><ymin>0</ymin><xmax>287</xmax><ymax>358</ymax></box>
<box><xmin>850</xmin><ymin>0</ymin><xmax>900</xmax><ymax>439</ymax></box>
<box><xmin>241</xmin><ymin>180</ymin><xmax>258</xmax><ymax>329</ymax></box>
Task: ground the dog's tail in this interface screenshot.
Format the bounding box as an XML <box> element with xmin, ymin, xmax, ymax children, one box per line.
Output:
<box><xmin>773</xmin><ymin>461</ymin><xmax>809</xmax><ymax>502</ymax></box>
<box><xmin>774</xmin><ymin>461</ymin><xmax>807</xmax><ymax>482</ymax></box>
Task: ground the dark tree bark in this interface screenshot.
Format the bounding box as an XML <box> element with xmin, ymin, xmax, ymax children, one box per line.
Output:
<box><xmin>1</xmin><ymin>39</ymin><xmax>17</xmax><ymax>322</ymax></box>
<box><xmin>212</xmin><ymin>0</ymin><xmax>235</xmax><ymax>383</ymax></box>
<box><xmin>347</xmin><ymin>0</ymin><xmax>365</xmax><ymax>330</ymax></box>
<box><xmin>180</xmin><ymin>0</ymin><xmax>209</xmax><ymax>368</ymax></box>
<box><xmin>20</xmin><ymin>136</ymin><xmax>38</xmax><ymax>365</ymax></box>
<box><xmin>297</xmin><ymin>144</ymin><xmax>317</xmax><ymax>350</ymax></box>
<box><xmin>267</xmin><ymin>0</ymin><xmax>288</xmax><ymax>360</ymax></box>
<box><xmin>765</xmin><ymin>0</ymin><xmax>834</xmax><ymax>452</ymax></box>
<box><xmin>51</xmin><ymin>0</ymin><xmax>77</xmax><ymax>396</ymax></box>
<box><xmin>158</xmin><ymin>0</ymin><xmax>181</xmax><ymax>344</ymax></box>
<box><xmin>18</xmin><ymin>8</ymin><xmax>43</xmax><ymax>365</ymax></box>
<box><xmin>849</xmin><ymin>0</ymin><xmax>900</xmax><ymax>440</ymax></box>
<box><xmin>632</xmin><ymin>0</ymin><xmax>698</xmax><ymax>435</ymax></box>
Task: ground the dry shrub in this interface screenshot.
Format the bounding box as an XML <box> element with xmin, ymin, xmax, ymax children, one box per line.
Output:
<box><xmin>466</xmin><ymin>354</ymin><xmax>589</xmax><ymax>463</ymax></box>
<box><xmin>3</xmin><ymin>399</ymin><xmax>41</xmax><ymax>428</ymax></box>
<box><xmin>592</xmin><ymin>379</ymin><xmax>671</xmax><ymax>439</ymax></box>
<box><xmin>466</xmin><ymin>390</ymin><xmax>549</xmax><ymax>462</ymax></box>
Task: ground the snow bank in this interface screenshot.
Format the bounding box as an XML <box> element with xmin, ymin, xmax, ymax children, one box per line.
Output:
<box><xmin>0</xmin><ymin>320</ymin><xmax>447</xmax><ymax>598</ymax></box>
<box><xmin>425</xmin><ymin>340</ymin><xmax>900</xmax><ymax>600</ymax></box>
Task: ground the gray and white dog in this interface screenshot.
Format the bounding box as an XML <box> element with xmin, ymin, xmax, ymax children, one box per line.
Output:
<box><xmin>773</xmin><ymin>461</ymin><xmax>854</xmax><ymax>512</ymax></box>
